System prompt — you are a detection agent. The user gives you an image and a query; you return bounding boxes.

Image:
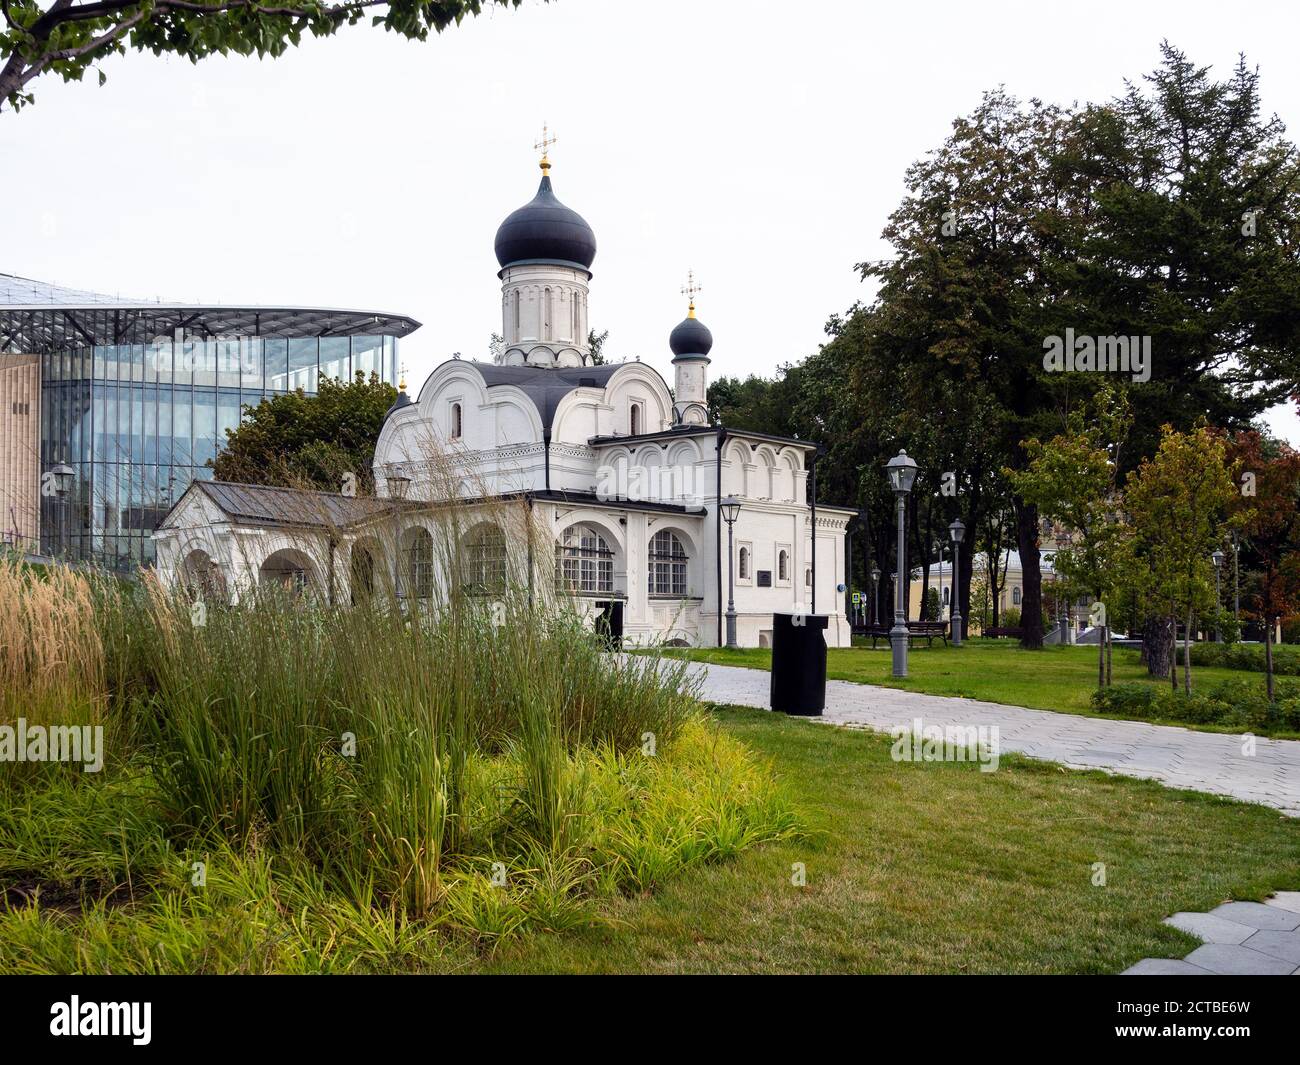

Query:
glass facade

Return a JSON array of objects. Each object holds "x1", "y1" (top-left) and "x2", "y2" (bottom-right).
[{"x1": 35, "y1": 327, "x2": 400, "y2": 571}]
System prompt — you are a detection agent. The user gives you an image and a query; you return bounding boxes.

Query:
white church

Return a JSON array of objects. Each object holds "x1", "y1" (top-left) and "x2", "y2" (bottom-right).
[{"x1": 154, "y1": 147, "x2": 854, "y2": 648}]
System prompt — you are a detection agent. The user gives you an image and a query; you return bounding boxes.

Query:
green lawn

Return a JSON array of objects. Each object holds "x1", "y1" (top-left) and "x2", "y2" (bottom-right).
[
  {"x1": 481, "y1": 706, "x2": 1300, "y2": 974},
  {"x1": 668, "y1": 640, "x2": 1298, "y2": 735}
]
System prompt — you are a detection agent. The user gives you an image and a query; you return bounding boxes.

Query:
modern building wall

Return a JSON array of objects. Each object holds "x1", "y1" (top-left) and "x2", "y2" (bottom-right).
[
  {"x1": 0, "y1": 354, "x2": 39, "y2": 552},
  {"x1": 38, "y1": 334, "x2": 400, "y2": 569}
]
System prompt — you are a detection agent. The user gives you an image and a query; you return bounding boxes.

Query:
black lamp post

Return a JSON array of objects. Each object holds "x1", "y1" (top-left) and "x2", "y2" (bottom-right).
[
  {"x1": 387, "y1": 472, "x2": 411, "y2": 601},
  {"x1": 49, "y1": 463, "x2": 75, "y2": 560},
  {"x1": 1211, "y1": 549, "x2": 1225, "y2": 643},
  {"x1": 885, "y1": 450, "x2": 918, "y2": 677},
  {"x1": 949, "y1": 518, "x2": 965, "y2": 646},
  {"x1": 720, "y1": 495, "x2": 741, "y2": 648},
  {"x1": 1231, "y1": 530, "x2": 1240, "y2": 626},
  {"x1": 870, "y1": 566, "x2": 880, "y2": 628}
]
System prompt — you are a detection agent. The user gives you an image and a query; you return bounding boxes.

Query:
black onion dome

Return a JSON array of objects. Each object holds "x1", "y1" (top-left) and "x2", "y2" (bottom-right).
[
  {"x1": 494, "y1": 174, "x2": 597, "y2": 271},
  {"x1": 669, "y1": 314, "x2": 713, "y2": 358}
]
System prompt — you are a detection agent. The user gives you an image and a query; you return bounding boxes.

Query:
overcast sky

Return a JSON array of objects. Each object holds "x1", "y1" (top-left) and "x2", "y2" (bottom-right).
[{"x1": 4, "y1": 0, "x2": 1298, "y2": 442}]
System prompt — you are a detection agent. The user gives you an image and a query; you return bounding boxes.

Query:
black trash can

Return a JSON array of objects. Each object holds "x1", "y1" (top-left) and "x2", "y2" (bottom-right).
[
  {"x1": 770, "y1": 612, "x2": 829, "y2": 716},
  {"x1": 594, "y1": 600, "x2": 624, "y2": 651}
]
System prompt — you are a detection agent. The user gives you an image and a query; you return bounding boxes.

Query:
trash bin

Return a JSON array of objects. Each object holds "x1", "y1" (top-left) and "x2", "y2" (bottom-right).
[{"x1": 769, "y1": 612, "x2": 828, "y2": 716}]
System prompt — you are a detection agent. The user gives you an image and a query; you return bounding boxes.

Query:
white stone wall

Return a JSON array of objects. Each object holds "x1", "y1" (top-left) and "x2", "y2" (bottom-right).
[{"x1": 499, "y1": 263, "x2": 590, "y2": 367}]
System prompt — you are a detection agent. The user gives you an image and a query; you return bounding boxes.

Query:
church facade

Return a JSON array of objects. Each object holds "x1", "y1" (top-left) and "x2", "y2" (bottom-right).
[{"x1": 154, "y1": 151, "x2": 853, "y2": 648}]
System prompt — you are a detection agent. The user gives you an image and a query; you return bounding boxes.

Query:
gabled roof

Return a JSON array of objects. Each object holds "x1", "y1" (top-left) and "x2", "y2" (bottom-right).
[{"x1": 171, "y1": 480, "x2": 411, "y2": 531}]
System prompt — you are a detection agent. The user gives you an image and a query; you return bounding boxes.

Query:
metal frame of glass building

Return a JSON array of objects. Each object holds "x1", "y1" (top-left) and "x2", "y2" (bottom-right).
[{"x1": 0, "y1": 273, "x2": 420, "y2": 571}]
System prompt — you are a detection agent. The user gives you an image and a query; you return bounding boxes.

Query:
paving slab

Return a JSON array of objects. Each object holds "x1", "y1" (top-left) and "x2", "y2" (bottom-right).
[
  {"x1": 1122, "y1": 958, "x2": 1214, "y2": 975},
  {"x1": 1265, "y1": 892, "x2": 1300, "y2": 914},
  {"x1": 1182, "y1": 943, "x2": 1297, "y2": 975},
  {"x1": 1208, "y1": 901, "x2": 1300, "y2": 931},
  {"x1": 1164, "y1": 912, "x2": 1256, "y2": 944},
  {"x1": 1239, "y1": 930, "x2": 1300, "y2": 966}
]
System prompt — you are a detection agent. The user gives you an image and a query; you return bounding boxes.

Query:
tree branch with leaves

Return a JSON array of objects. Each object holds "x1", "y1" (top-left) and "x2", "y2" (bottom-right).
[{"x1": 1, "y1": 0, "x2": 525, "y2": 111}]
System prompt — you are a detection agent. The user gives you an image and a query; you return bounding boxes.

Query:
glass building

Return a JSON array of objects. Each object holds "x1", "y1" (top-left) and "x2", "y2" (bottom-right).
[{"x1": 0, "y1": 274, "x2": 419, "y2": 570}]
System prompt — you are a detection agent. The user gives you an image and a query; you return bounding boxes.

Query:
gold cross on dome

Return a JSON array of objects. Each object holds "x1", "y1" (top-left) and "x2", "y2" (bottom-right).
[
  {"x1": 681, "y1": 270, "x2": 702, "y2": 314},
  {"x1": 534, "y1": 123, "x2": 557, "y2": 170}
]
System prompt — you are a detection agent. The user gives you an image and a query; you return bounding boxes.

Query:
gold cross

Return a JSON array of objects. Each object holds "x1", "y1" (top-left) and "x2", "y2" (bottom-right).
[
  {"x1": 681, "y1": 270, "x2": 702, "y2": 314},
  {"x1": 534, "y1": 123, "x2": 557, "y2": 171}
]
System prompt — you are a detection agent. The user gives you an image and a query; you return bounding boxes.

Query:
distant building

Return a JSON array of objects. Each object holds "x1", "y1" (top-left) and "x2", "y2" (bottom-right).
[{"x1": 0, "y1": 272, "x2": 417, "y2": 570}]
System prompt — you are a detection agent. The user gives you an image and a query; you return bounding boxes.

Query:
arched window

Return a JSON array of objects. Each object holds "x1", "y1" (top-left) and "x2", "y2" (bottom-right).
[
  {"x1": 351, "y1": 543, "x2": 376, "y2": 605},
  {"x1": 406, "y1": 528, "x2": 434, "y2": 599},
  {"x1": 513, "y1": 291, "x2": 521, "y2": 341},
  {"x1": 648, "y1": 529, "x2": 688, "y2": 596},
  {"x1": 1012, "y1": 586, "x2": 1022, "y2": 606},
  {"x1": 738, "y1": 546, "x2": 750, "y2": 580},
  {"x1": 556, "y1": 524, "x2": 613, "y2": 594},
  {"x1": 544, "y1": 287, "x2": 553, "y2": 342},
  {"x1": 778, "y1": 549, "x2": 789, "y2": 582},
  {"x1": 804, "y1": 568, "x2": 811, "y2": 587},
  {"x1": 629, "y1": 402, "x2": 641, "y2": 436},
  {"x1": 571, "y1": 296, "x2": 578, "y2": 341},
  {"x1": 942, "y1": 586, "x2": 950, "y2": 606},
  {"x1": 450, "y1": 402, "x2": 463, "y2": 440},
  {"x1": 463, "y1": 523, "x2": 506, "y2": 593}
]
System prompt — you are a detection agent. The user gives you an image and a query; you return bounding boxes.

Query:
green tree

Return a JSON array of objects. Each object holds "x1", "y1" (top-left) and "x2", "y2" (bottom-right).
[
  {"x1": 1123, "y1": 425, "x2": 1236, "y2": 695},
  {"x1": 1009, "y1": 387, "x2": 1132, "y2": 687},
  {"x1": 210, "y1": 371, "x2": 396, "y2": 492},
  {"x1": 1, "y1": 0, "x2": 526, "y2": 112}
]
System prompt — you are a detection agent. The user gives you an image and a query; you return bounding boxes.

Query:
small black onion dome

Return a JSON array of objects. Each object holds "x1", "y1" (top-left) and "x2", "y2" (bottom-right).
[
  {"x1": 385, "y1": 387, "x2": 411, "y2": 419},
  {"x1": 669, "y1": 311, "x2": 713, "y2": 358},
  {"x1": 494, "y1": 173, "x2": 597, "y2": 271}
]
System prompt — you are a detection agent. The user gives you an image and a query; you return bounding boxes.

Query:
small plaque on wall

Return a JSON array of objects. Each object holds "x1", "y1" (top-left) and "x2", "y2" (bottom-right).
[{"x1": 757, "y1": 570, "x2": 772, "y2": 587}]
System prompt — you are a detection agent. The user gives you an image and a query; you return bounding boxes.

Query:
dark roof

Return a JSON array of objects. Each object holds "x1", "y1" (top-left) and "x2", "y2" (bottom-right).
[
  {"x1": 0, "y1": 272, "x2": 420, "y2": 353},
  {"x1": 494, "y1": 173, "x2": 597, "y2": 273},
  {"x1": 472, "y1": 361, "x2": 624, "y2": 430},
  {"x1": 669, "y1": 314, "x2": 713, "y2": 359},
  {"x1": 589, "y1": 425, "x2": 820, "y2": 451},
  {"x1": 531, "y1": 489, "x2": 704, "y2": 515},
  {"x1": 187, "y1": 481, "x2": 409, "y2": 530}
]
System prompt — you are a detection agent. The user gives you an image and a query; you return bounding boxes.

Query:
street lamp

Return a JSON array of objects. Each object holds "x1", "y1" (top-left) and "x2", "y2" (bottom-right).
[
  {"x1": 949, "y1": 518, "x2": 965, "y2": 646},
  {"x1": 1211, "y1": 549, "x2": 1225, "y2": 643},
  {"x1": 48, "y1": 463, "x2": 75, "y2": 560},
  {"x1": 720, "y1": 496, "x2": 742, "y2": 648},
  {"x1": 387, "y1": 471, "x2": 411, "y2": 602},
  {"x1": 885, "y1": 450, "x2": 918, "y2": 677},
  {"x1": 870, "y1": 566, "x2": 880, "y2": 629}
]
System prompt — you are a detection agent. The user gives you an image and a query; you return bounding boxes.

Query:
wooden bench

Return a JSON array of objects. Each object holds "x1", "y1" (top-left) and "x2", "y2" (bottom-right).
[
  {"x1": 867, "y1": 621, "x2": 950, "y2": 648},
  {"x1": 983, "y1": 627, "x2": 1025, "y2": 639}
]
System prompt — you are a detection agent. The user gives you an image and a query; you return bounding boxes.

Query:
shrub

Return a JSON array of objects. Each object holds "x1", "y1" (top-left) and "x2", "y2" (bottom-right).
[
  {"x1": 1177, "y1": 641, "x2": 1300, "y2": 675},
  {"x1": 1092, "y1": 678, "x2": 1300, "y2": 734}
]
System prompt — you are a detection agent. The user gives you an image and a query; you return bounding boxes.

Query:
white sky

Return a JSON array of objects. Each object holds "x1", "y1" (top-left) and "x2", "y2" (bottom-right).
[{"x1": 4, "y1": 0, "x2": 1298, "y2": 443}]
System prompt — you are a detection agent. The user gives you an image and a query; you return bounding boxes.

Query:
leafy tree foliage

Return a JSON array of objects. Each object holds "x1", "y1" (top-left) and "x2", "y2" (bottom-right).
[
  {"x1": 210, "y1": 371, "x2": 396, "y2": 492},
  {"x1": 1, "y1": 0, "x2": 526, "y2": 111}
]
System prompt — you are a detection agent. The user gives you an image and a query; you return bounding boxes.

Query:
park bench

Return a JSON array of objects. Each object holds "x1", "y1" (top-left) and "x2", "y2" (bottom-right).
[
  {"x1": 867, "y1": 621, "x2": 950, "y2": 648},
  {"x1": 983, "y1": 626, "x2": 1024, "y2": 639}
]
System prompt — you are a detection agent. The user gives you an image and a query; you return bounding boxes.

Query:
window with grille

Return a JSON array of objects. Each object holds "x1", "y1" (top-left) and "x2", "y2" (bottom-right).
[
  {"x1": 648, "y1": 529, "x2": 687, "y2": 596},
  {"x1": 450, "y1": 402, "x2": 463, "y2": 439},
  {"x1": 463, "y1": 523, "x2": 506, "y2": 593},
  {"x1": 556, "y1": 524, "x2": 613, "y2": 594},
  {"x1": 1012, "y1": 586, "x2": 1021, "y2": 605},
  {"x1": 407, "y1": 528, "x2": 434, "y2": 598},
  {"x1": 778, "y1": 549, "x2": 789, "y2": 582},
  {"x1": 738, "y1": 545, "x2": 750, "y2": 580}
]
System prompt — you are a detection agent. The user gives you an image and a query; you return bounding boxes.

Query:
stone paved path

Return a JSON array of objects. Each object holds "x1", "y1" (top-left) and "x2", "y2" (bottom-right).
[
  {"x1": 688, "y1": 662, "x2": 1300, "y2": 816},
  {"x1": 1124, "y1": 894, "x2": 1300, "y2": 974}
]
